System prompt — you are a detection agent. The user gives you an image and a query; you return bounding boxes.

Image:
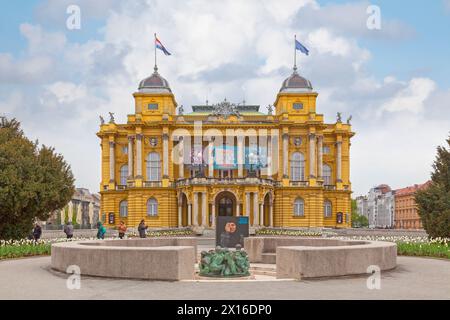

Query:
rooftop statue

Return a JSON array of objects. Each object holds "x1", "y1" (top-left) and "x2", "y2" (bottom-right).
[
  {"x1": 99, "y1": 115, "x2": 105, "y2": 125},
  {"x1": 212, "y1": 99, "x2": 241, "y2": 119},
  {"x1": 347, "y1": 115, "x2": 352, "y2": 125},
  {"x1": 109, "y1": 112, "x2": 115, "y2": 124},
  {"x1": 336, "y1": 112, "x2": 342, "y2": 123}
]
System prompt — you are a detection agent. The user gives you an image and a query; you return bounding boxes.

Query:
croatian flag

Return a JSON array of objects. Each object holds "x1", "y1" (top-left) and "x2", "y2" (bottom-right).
[
  {"x1": 155, "y1": 36, "x2": 171, "y2": 56},
  {"x1": 295, "y1": 39, "x2": 309, "y2": 56}
]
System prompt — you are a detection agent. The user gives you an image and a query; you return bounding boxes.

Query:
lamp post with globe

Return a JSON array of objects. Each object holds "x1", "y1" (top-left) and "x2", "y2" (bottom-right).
[
  {"x1": 248, "y1": 152, "x2": 259, "y2": 177},
  {"x1": 192, "y1": 150, "x2": 206, "y2": 178}
]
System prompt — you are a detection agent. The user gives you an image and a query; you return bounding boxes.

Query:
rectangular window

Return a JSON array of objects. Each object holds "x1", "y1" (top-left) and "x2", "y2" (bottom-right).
[
  {"x1": 293, "y1": 103, "x2": 303, "y2": 110},
  {"x1": 148, "y1": 103, "x2": 158, "y2": 110},
  {"x1": 122, "y1": 146, "x2": 128, "y2": 154},
  {"x1": 323, "y1": 146, "x2": 330, "y2": 154}
]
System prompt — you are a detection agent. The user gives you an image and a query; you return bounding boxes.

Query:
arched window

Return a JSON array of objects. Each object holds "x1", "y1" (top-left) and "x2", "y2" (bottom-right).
[
  {"x1": 119, "y1": 200, "x2": 128, "y2": 217},
  {"x1": 146, "y1": 152, "x2": 160, "y2": 181},
  {"x1": 323, "y1": 164, "x2": 332, "y2": 185},
  {"x1": 147, "y1": 198, "x2": 158, "y2": 216},
  {"x1": 120, "y1": 165, "x2": 128, "y2": 185},
  {"x1": 291, "y1": 152, "x2": 305, "y2": 181},
  {"x1": 324, "y1": 200, "x2": 332, "y2": 217},
  {"x1": 293, "y1": 198, "x2": 304, "y2": 216}
]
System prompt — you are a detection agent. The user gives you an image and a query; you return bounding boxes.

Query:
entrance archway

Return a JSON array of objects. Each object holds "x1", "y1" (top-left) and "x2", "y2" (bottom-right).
[
  {"x1": 263, "y1": 192, "x2": 272, "y2": 227},
  {"x1": 215, "y1": 191, "x2": 237, "y2": 217},
  {"x1": 180, "y1": 193, "x2": 189, "y2": 226}
]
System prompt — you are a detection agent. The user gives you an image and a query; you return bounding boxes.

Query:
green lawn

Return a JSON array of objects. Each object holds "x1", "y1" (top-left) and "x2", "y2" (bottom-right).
[
  {"x1": 0, "y1": 240, "x2": 52, "y2": 260},
  {"x1": 397, "y1": 241, "x2": 450, "y2": 259}
]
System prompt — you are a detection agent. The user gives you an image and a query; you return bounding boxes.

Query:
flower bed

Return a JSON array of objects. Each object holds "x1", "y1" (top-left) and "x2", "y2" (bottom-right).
[
  {"x1": 332, "y1": 236, "x2": 450, "y2": 260},
  {"x1": 256, "y1": 228, "x2": 323, "y2": 237},
  {"x1": 0, "y1": 237, "x2": 103, "y2": 260},
  {"x1": 126, "y1": 229, "x2": 195, "y2": 238}
]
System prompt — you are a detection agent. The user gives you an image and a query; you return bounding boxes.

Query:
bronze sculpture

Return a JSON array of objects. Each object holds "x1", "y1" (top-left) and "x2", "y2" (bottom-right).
[{"x1": 199, "y1": 245, "x2": 250, "y2": 277}]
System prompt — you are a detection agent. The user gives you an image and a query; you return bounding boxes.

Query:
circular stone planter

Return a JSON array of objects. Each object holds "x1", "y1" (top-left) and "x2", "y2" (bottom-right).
[
  {"x1": 244, "y1": 237, "x2": 397, "y2": 279},
  {"x1": 51, "y1": 238, "x2": 198, "y2": 281}
]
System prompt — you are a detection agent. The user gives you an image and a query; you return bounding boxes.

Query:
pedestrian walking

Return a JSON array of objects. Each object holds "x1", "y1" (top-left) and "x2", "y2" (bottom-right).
[
  {"x1": 63, "y1": 221, "x2": 74, "y2": 239},
  {"x1": 138, "y1": 219, "x2": 148, "y2": 238},
  {"x1": 118, "y1": 221, "x2": 127, "y2": 239}
]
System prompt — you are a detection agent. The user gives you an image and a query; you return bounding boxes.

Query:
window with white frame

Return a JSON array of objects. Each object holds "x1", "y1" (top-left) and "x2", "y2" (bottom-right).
[
  {"x1": 119, "y1": 200, "x2": 128, "y2": 217},
  {"x1": 324, "y1": 200, "x2": 332, "y2": 217},
  {"x1": 147, "y1": 198, "x2": 158, "y2": 216},
  {"x1": 294, "y1": 198, "x2": 305, "y2": 216},
  {"x1": 323, "y1": 164, "x2": 332, "y2": 185},
  {"x1": 291, "y1": 152, "x2": 305, "y2": 181},
  {"x1": 120, "y1": 165, "x2": 128, "y2": 185},
  {"x1": 323, "y1": 146, "x2": 330, "y2": 154},
  {"x1": 146, "y1": 152, "x2": 160, "y2": 181}
]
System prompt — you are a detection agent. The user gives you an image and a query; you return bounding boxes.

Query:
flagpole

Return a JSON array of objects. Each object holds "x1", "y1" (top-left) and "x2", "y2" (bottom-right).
[
  {"x1": 294, "y1": 34, "x2": 297, "y2": 72},
  {"x1": 154, "y1": 33, "x2": 157, "y2": 72}
]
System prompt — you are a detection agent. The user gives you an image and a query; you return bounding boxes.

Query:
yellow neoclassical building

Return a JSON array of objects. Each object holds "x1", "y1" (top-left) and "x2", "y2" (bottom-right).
[{"x1": 97, "y1": 64, "x2": 354, "y2": 230}]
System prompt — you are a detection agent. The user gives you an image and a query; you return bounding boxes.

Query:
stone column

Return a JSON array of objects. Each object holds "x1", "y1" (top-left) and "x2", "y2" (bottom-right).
[
  {"x1": 282, "y1": 133, "x2": 289, "y2": 178},
  {"x1": 267, "y1": 135, "x2": 272, "y2": 177},
  {"x1": 236, "y1": 202, "x2": 240, "y2": 216},
  {"x1": 193, "y1": 192, "x2": 199, "y2": 226},
  {"x1": 269, "y1": 204, "x2": 273, "y2": 227},
  {"x1": 211, "y1": 203, "x2": 216, "y2": 228},
  {"x1": 317, "y1": 135, "x2": 323, "y2": 179},
  {"x1": 109, "y1": 141, "x2": 115, "y2": 182},
  {"x1": 253, "y1": 192, "x2": 259, "y2": 226},
  {"x1": 309, "y1": 133, "x2": 316, "y2": 178},
  {"x1": 237, "y1": 136, "x2": 244, "y2": 178},
  {"x1": 208, "y1": 138, "x2": 214, "y2": 178},
  {"x1": 178, "y1": 137, "x2": 184, "y2": 179},
  {"x1": 245, "y1": 192, "x2": 250, "y2": 217},
  {"x1": 336, "y1": 141, "x2": 342, "y2": 182},
  {"x1": 260, "y1": 203, "x2": 264, "y2": 226},
  {"x1": 188, "y1": 203, "x2": 192, "y2": 226},
  {"x1": 178, "y1": 204, "x2": 182, "y2": 227},
  {"x1": 127, "y1": 136, "x2": 134, "y2": 178},
  {"x1": 136, "y1": 134, "x2": 142, "y2": 178},
  {"x1": 163, "y1": 133, "x2": 169, "y2": 178},
  {"x1": 202, "y1": 192, "x2": 207, "y2": 227}
]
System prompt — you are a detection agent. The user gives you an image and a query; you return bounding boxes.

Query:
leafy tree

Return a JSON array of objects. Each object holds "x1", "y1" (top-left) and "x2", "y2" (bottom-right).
[
  {"x1": 0, "y1": 117, "x2": 75, "y2": 239},
  {"x1": 415, "y1": 134, "x2": 450, "y2": 238},
  {"x1": 351, "y1": 199, "x2": 368, "y2": 228}
]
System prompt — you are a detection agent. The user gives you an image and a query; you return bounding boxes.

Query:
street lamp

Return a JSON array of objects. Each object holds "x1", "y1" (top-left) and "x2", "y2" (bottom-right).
[{"x1": 248, "y1": 152, "x2": 258, "y2": 177}]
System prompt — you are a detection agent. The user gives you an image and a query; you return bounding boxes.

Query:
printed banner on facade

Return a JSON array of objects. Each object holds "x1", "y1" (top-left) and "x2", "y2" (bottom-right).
[{"x1": 213, "y1": 146, "x2": 268, "y2": 169}]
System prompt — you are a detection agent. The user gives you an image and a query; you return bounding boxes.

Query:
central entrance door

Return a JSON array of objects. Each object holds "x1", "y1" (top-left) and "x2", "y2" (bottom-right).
[
  {"x1": 215, "y1": 191, "x2": 236, "y2": 217},
  {"x1": 218, "y1": 197, "x2": 233, "y2": 216}
]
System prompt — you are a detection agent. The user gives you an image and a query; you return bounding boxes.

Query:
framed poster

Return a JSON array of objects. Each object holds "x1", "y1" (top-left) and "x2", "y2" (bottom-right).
[
  {"x1": 216, "y1": 216, "x2": 249, "y2": 248},
  {"x1": 108, "y1": 212, "x2": 115, "y2": 225}
]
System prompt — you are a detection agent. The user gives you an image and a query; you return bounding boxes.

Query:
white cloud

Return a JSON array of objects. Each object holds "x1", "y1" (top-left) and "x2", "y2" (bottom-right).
[
  {"x1": 380, "y1": 78, "x2": 436, "y2": 114},
  {"x1": 45, "y1": 82, "x2": 88, "y2": 104}
]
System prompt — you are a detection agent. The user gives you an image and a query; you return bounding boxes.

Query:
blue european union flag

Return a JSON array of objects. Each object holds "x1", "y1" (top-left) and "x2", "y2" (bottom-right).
[{"x1": 295, "y1": 39, "x2": 309, "y2": 56}]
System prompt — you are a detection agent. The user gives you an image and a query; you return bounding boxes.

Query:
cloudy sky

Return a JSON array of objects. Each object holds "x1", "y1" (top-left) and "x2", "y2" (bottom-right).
[{"x1": 1, "y1": 0, "x2": 449, "y2": 196}]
